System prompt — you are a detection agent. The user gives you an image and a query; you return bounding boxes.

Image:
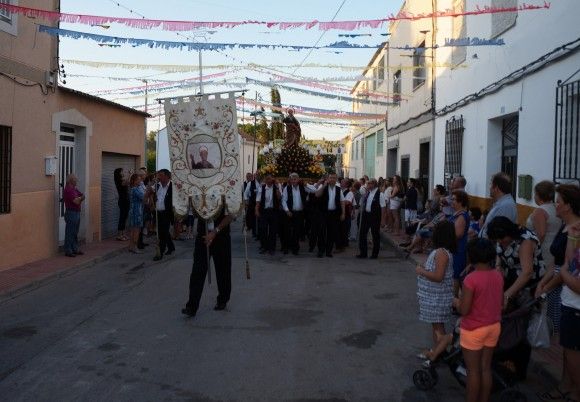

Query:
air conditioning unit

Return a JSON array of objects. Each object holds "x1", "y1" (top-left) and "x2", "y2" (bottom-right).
[{"x1": 45, "y1": 71, "x2": 56, "y2": 88}]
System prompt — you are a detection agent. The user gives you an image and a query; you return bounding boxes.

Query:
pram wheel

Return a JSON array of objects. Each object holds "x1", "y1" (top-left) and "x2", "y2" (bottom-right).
[
  {"x1": 413, "y1": 368, "x2": 438, "y2": 390},
  {"x1": 499, "y1": 388, "x2": 527, "y2": 402}
]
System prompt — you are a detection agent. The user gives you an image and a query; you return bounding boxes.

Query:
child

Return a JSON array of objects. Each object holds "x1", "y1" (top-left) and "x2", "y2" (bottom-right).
[
  {"x1": 453, "y1": 238, "x2": 504, "y2": 402},
  {"x1": 416, "y1": 221, "x2": 457, "y2": 359},
  {"x1": 468, "y1": 207, "x2": 482, "y2": 239}
]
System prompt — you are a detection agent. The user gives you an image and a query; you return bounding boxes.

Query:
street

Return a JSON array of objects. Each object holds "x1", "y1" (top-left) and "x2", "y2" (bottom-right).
[{"x1": 0, "y1": 225, "x2": 547, "y2": 402}]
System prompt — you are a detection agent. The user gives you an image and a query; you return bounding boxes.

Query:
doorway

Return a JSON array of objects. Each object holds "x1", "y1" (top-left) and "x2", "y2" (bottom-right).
[
  {"x1": 58, "y1": 128, "x2": 76, "y2": 244},
  {"x1": 501, "y1": 115, "x2": 519, "y2": 199},
  {"x1": 419, "y1": 141, "x2": 430, "y2": 193}
]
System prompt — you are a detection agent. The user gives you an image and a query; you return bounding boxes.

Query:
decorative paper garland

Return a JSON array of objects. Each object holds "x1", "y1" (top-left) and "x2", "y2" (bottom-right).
[{"x1": 1, "y1": 2, "x2": 550, "y2": 32}]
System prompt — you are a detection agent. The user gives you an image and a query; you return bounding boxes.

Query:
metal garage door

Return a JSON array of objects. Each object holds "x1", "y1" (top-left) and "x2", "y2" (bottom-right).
[{"x1": 101, "y1": 152, "x2": 137, "y2": 239}]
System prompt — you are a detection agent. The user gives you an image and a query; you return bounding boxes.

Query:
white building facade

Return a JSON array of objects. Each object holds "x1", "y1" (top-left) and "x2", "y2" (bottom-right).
[{"x1": 433, "y1": 0, "x2": 580, "y2": 219}]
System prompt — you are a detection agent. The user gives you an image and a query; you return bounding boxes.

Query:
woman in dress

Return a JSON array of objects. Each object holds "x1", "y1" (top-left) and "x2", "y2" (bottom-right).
[
  {"x1": 127, "y1": 173, "x2": 145, "y2": 253},
  {"x1": 450, "y1": 190, "x2": 470, "y2": 296},
  {"x1": 114, "y1": 168, "x2": 130, "y2": 241},
  {"x1": 534, "y1": 185, "x2": 580, "y2": 402},
  {"x1": 389, "y1": 175, "x2": 404, "y2": 235},
  {"x1": 415, "y1": 220, "x2": 456, "y2": 359}
]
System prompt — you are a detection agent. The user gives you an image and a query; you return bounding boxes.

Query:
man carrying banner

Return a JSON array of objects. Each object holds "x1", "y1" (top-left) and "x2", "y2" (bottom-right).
[{"x1": 182, "y1": 200, "x2": 234, "y2": 317}]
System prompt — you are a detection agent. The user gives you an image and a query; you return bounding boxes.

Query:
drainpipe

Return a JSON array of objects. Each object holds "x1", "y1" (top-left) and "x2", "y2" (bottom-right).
[{"x1": 429, "y1": 0, "x2": 437, "y2": 190}]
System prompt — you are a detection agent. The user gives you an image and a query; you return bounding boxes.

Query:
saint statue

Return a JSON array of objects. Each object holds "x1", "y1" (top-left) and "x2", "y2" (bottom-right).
[{"x1": 283, "y1": 109, "x2": 301, "y2": 148}]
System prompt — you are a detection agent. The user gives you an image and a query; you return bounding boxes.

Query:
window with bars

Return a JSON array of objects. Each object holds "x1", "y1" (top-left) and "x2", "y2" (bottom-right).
[
  {"x1": 444, "y1": 116, "x2": 464, "y2": 188},
  {"x1": 0, "y1": 125, "x2": 12, "y2": 214},
  {"x1": 376, "y1": 129, "x2": 384, "y2": 156},
  {"x1": 413, "y1": 41, "x2": 426, "y2": 90},
  {"x1": 554, "y1": 79, "x2": 580, "y2": 184},
  {"x1": 0, "y1": 0, "x2": 11, "y2": 23},
  {"x1": 393, "y1": 70, "x2": 401, "y2": 106}
]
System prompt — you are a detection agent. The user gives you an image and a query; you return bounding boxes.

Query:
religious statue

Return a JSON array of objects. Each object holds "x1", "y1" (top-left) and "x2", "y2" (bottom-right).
[{"x1": 283, "y1": 109, "x2": 301, "y2": 148}]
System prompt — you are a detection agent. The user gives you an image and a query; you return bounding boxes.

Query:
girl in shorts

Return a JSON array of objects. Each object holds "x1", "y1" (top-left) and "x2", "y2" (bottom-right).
[{"x1": 453, "y1": 238, "x2": 504, "y2": 402}]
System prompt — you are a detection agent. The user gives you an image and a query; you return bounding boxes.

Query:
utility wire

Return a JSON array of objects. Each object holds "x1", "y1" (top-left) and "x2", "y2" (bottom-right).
[{"x1": 292, "y1": 0, "x2": 347, "y2": 75}]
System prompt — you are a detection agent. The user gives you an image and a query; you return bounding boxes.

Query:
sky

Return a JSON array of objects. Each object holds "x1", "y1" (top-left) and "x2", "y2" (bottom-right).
[{"x1": 58, "y1": 0, "x2": 404, "y2": 140}]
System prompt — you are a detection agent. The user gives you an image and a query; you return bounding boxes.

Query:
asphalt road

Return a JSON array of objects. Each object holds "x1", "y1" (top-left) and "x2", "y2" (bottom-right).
[{"x1": 0, "y1": 224, "x2": 549, "y2": 401}]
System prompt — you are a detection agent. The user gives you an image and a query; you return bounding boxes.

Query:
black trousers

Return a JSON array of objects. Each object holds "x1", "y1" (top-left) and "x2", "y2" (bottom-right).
[
  {"x1": 157, "y1": 210, "x2": 175, "y2": 255},
  {"x1": 259, "y1": 209, "x2": 278, "y2": 252},
  {"x1": 337, "y1": 216, "x2": 351, "y2": 249},
  {"x1": 318, "y1": 211, "x2": 340, "y2": 255},
  {"x1": 278, "y1": 210, "x2": 288, "y2": 251},
  {"x1": 245, "y1": 202, "x2": 257, "y2": 237},
  {"x1": 118, "y1": 200, "x2": 129, "y2": 231},
  {"x1": 187, "y1": 233, "x2": 231, "y2": 312},
  {"x1": 359, "y1": 211, "x2": 380, "y2": 257},
  {"x1": 285, "y1": 211, "x2": 304, "y2": 253}
]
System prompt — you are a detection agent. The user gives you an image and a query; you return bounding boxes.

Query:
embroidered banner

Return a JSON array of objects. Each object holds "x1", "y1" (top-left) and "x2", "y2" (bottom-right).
[{"x1": 163, "y1": 93, "x2": 242, "y2": 220}]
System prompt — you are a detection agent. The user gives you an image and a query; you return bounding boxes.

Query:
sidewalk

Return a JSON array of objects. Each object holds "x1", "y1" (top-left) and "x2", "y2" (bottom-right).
[
  {"x1": 0, "y1": 239, "x2": 129, "y2": 301},
  {"x1": 379, "y1": 228, "x2": 563, "y2": 385}
]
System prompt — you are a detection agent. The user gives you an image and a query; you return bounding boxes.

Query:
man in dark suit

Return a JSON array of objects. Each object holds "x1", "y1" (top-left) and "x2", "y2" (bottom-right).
[
  {"x1": 182, "y1": 201, "x2": 233, "y2": 317},
  {"x1": 255, "y1": 174, "x2": 281, "y2": 255},
  {"x1": 153, "y1": 169, "x2": 175, "y2": 261},
  {"x1": 314, "y1": 173, "x2": 345, "y2": 258},
  {"x1": 281, "y1": 173, "x2": 316, "y2": 255},
  {"x1": 357, "y1": 178, "x2": 387, "y2": 259}
]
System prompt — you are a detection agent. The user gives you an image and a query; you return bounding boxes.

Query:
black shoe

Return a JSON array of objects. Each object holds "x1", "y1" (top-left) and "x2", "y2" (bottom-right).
[
  {"x1": 181, "y1": 307, "x2": 196, "y2": 317},
  {"x1": 356, "y1": 254, "x2": 367, "y2": 259},
  {"x1": 74, "y1": 250, "x2": 84, "y2": 255},
  {"x1": 166, "y1": 249, "x2": 175, "y2": 256},
  {"x1": 65, "y1": 253, "x2": 76, "y2": 257},
  {"x1": 317, "y1": 253, "x2": 324, "y2": 258},
  {"x1": 214, "y1": 302, "x2": 227, "y2": 311},
  {"x1": 369, "y1": 255, "x2": 378, "y2": 259},
  {"x1": 326, "y1": 253, "x2": 333, "y2": 258},
  {"x1": 153, "y1": 255, "x2": 163, "y2": 261},
  {"x1": 283, "y1": 249, "x2": 289, "y2": 255}
]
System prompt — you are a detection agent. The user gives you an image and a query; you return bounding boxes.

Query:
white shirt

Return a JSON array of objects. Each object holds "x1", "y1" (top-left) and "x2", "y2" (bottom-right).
[
  {"x1": 282, "y1": 184, "x2": 316, "y2": 212},
  {"x1": 326, "y1": 185, "x2": 345, "y2": 211},
  {"x1": 365, "y1": 188, "x2": 387, "y2": 212},
  {"x1": 360, "y1": 185, "x2": 367, "y2": 196},
  {"x1": 256, "y1": 184, "x2": 279, "y2": 209},
  {"x1": 345, "y1": 191, "x2": 356, "y2": 206},
  {"x1": 243, "y1": 180, "x2": 259, "y2": 202},
  {"x1": 156, "y1": 181, "x2": 170, "y2": 211}
]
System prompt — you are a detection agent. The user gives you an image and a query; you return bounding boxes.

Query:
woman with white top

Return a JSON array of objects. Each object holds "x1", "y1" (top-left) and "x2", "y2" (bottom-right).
[{"x1": 383, "y1": 178, "x2": 393, "y2": 230}]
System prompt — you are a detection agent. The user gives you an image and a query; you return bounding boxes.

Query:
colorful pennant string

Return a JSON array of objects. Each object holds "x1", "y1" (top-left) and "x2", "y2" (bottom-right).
[
  {"x1": 38, "y1": 25, "x2": 385, "y2": 51},
  {"x1": 245, "y1": 78, "x2": 395, "y2": 106},
  {"x1": 1, "y1": 2, "x2": 550, "y2": 32},
  {"x1": 62, "y1": 59, "x2": 467, "y2": 72}
]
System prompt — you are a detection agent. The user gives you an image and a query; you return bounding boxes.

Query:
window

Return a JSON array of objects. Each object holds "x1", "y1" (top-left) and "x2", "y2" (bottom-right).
[
  {"x1": 378, "y1": 57, "x2": 385, "y2": 83},
  {"x1": 491, "y1": 0, "x2": 517, "y2": 38},
  {"x1": 452, "y1": 0, "x2": 467, "y2": 66},
  {"x1": 0, "y1": 125, "x2": 12, "y2": 214},
  {"x1": 355, "y1": 140, "x2": 359, "y2": 160},
  {"x1": 554, "y1": 79, "x2": 579, "y2": 183},
  {"x1": 376, "y1": 129, "x2": 384, "y2": 156},
  {"x1": 0, "y1": 0, "x2": 17, "y2": 35},
  {"x1": 400, "y1": 156, "x2": 410, "y2": 181},
  {"x1": 412, "y1": 41, "x2": 426, "y2": 90},
  {"x1": 444, "y1": 116, "x2": 464, "y2": 188},
  {"x1": 393, "y1": 70, "x2": 401, "y2": 106}
]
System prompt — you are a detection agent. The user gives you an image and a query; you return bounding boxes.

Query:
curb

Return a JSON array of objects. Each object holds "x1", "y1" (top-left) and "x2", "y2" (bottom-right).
[{"x1": 0, "y1": 245, "x2": 129, "y2": 305}]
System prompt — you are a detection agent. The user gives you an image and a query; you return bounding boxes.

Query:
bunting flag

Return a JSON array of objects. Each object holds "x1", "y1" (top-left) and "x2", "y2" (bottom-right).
[
  {"x1": 239, "y1": 99, "x2": 386, "y2": 120},
  {"x1": 2, "y1": 2, "x2": 550, "y2": 32},
  {"x1": 163, "y1": 92, "x2": 243, "y2": 220},
  {"x1": 245, "y1": 78, "x2": 396, "y2": 106},
  {"x1": 38, "y1": 25, "x2": 384, "y2": 51},
  {"x1": 62, "y1": 59, "x2": 468, "y2": 72},
  {"x1": 91, "y1": 71, "x2": 228, "y2": 95}
]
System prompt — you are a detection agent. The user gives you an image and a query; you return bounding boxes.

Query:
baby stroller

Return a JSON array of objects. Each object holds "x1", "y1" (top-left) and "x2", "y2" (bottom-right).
[{"x1": 412, "y1": 297, "x2": 541, "y2": 402}]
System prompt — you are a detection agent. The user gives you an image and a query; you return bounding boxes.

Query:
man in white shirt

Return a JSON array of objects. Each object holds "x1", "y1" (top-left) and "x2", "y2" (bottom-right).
[
  {"x1": 357, "y1": 178, "x2": 387, "y2": 259},
  {"x1": 255, "y1": 175, "x2": 281, "y2": 255},
  {"x1": 243, "y1": 173, "x2": 260, "y2": 239},
  {"x1": 282, "y1": 173, "x2": 316, "y2": 255},
  {"x1": 153, "y1": 169, "x2": 175, "y2": 261},
  {"x1": 315, "y1": 173, "x2": 346, "y2": 258}
]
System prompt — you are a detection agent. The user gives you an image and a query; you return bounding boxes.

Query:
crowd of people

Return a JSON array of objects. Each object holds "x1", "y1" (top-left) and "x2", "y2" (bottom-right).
[
  {"x1": 61, "y1": 166, "x2": 580, "y2": 401},
  {"x1": 242, "y1": 170, "x2": 580, "y2": 402}
]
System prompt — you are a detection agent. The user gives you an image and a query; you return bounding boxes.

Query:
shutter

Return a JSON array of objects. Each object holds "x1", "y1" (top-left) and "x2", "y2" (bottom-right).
[{"x1": 101, "y1": 152, "x2": 137, "y2": 239}]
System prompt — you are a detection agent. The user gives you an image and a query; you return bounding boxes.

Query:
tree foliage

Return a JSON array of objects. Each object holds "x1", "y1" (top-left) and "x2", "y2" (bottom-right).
[
  {"x1": 270, "y1": 87, "x2": 284, "y2": 141},
  {"x1": 146, "y1": 131, "x2": 157, "y2": 172}
]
